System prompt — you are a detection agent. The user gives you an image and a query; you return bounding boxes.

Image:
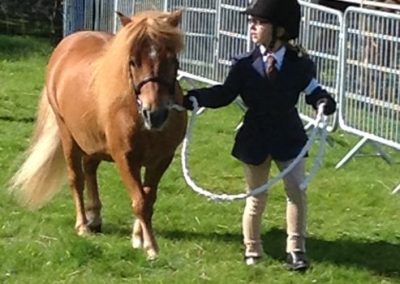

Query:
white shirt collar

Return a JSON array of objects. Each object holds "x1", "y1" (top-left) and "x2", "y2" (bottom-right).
[{"x1": 259, "y1": 45, "x2": 286, "y2": 70}]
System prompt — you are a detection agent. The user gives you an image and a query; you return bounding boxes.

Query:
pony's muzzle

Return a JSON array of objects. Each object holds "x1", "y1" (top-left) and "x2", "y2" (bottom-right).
[{"x1": 142, "y1": 107, "x2": 169, "y2": 130}]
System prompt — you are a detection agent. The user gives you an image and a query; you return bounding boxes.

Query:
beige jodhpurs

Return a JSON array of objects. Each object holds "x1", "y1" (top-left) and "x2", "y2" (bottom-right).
[{"x1": 242, "y1": 156, "x2": 307, "y2": 257}]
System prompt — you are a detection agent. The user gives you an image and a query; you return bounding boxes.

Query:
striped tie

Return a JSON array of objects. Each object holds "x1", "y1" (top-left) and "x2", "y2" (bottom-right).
[{"x1": 266, "y1": 55, "x2": 278, "y2": 82}]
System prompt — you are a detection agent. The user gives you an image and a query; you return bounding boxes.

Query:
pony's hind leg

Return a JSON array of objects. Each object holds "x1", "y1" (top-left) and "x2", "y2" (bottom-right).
[
  {"x1": 83, "y1": 156, "x2": 102, "y2": 233},
  {"x1": 66, "y1": 148, "x2": 89, "y2": 235}
]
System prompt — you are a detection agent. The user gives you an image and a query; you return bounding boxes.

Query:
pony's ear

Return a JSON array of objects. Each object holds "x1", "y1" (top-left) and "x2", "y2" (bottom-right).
[
  {"x1": 116, "y1": 11, "x2": 132, "y2": 26},
  {"x1": 167, "y1": 10, "x2": 183, "y2": 27}
]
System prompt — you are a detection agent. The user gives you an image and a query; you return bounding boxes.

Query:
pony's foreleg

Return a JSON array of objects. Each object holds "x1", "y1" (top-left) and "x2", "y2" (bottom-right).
[
  {"x1": 113, "y1": 154, "x2": 159, "y2": 258},
  {"x1": 131, "y1": 184, "x2": 156, "y2": 251},
  {"x1": 132, "y1": 219, "x2": 143, "y2": 249},
  {"x1": 83, "y1": 156, "x2": 102, "y2": 233},
  {"x1": 133, "y1": 155, "x2": 175, "y2": 257}
]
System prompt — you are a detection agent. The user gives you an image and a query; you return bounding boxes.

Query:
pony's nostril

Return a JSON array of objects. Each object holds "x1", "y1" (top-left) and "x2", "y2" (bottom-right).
[
  {"x1": 141, "y1": 108, "x2": 169, "y2": 129},
  {"x1": 150, "y1": 108, "x2": 169, "y2": 129}
]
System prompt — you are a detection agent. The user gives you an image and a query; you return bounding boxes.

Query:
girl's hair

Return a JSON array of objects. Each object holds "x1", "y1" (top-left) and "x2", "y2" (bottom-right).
[{"x1": 286, "y1": 42, "x2": 309, "y2": 58}]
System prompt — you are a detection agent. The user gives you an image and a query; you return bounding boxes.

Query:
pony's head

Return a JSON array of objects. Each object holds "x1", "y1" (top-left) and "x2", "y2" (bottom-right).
[{"x1": 115, "y1": 10, "x2": 184, "y2": 130}]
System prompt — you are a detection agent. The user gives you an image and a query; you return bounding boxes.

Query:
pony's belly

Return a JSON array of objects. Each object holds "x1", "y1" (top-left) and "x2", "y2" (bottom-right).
[{"x1": 68, "y1": 127, "x2": 109, "y2": 157}]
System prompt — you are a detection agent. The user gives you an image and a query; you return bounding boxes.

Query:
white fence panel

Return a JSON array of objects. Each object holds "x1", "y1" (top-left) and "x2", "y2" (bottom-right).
[
  {"x1": 297, "y1": 1, "x2": 343, "y2": 131},
  {"x1": 335, "y1": 7, "x2": 400, "y2": 169},
  {"x1": 340, "y1": 7, "x2": 400, "y2": 149}
]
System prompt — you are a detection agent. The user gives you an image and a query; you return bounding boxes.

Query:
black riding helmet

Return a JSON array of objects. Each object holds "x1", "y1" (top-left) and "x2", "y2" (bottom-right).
[{"x1": 245, "y1": 0, "x2": 301, "y2": 40}]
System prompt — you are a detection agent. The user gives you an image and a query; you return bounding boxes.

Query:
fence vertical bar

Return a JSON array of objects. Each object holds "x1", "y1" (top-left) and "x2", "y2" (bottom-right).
[{"x1": 113, "y1": 0, "x2": 119, "y2": 33}]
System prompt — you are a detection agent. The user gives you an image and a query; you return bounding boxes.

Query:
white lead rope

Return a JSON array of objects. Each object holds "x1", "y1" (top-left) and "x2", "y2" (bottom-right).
[
  {"x1": 300, "y1": 112, "x2": 328, "y2": 190},
  {"x1": 181, "y1": 97, "x2": 328, "y2": 202}
]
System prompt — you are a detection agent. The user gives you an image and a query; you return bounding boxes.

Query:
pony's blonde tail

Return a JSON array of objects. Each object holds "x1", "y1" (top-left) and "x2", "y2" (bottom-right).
[{"x1": 9, "y1": 90, "x2": 66, "y2": 210}]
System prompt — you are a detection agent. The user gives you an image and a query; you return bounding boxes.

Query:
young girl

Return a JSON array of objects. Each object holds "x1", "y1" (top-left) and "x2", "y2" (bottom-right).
[{"x1": 183, "y1": 0, "x2": 336, "y2": 271}]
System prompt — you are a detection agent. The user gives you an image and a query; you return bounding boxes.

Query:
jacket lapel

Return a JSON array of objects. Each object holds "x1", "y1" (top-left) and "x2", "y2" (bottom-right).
[{"x1": 251, "y1": 48, "x2": 266, "y2": 78}]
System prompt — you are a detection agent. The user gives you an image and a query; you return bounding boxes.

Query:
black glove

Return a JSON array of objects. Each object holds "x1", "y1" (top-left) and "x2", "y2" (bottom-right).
[
  {"x1": 317, "y1": 96, "x2": 336, "y2": 115},
  {"x1": 183, "y1": 89, "x2": 202, "y2": 110},
  {"x1": 182, "y1": 95, "x2": 194, "y2": 110}
]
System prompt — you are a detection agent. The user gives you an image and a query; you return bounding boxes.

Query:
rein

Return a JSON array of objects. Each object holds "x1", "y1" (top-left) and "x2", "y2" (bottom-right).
[{"x1": 181, "y1": 97, "x2": 328, "y2": 202}]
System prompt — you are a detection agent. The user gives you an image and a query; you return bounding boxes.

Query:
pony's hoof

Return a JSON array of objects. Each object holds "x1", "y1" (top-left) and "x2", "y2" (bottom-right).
[
  {"x1": 87, "y1": 219, "x2": 102, "y2": 233},
  {"x1": 86, "y1": 212, "x2": 102, "y2": 233},
  {"x1": 146, "y1": 249, "x2": 158, "y2": 260},
  {"x1": 76, "y1": 225, "x2": 91, "y2": 236},
  {"x1": 88, "y1": 223, "x2": 102, "y2": 233}
]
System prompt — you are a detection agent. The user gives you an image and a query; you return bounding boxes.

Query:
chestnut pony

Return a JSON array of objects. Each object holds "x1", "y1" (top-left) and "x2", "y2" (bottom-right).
[{"x1": 9, "y1": 10, "x2": 187, "y2": 258}]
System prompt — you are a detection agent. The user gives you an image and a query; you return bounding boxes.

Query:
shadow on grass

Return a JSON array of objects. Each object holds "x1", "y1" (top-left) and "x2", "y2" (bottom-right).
[
  {"x1": 0, "y1": 115, "x2": 34, "y2": 123},
  {"x1": 102, "y1": 222, "x2": 132, "y2": 237},
  {"x1": 158, "y1": 227, "x2": 400, "y2": 278},
  {"x1": 265, "y1": 228, "x2": 400, "y2": 278}
]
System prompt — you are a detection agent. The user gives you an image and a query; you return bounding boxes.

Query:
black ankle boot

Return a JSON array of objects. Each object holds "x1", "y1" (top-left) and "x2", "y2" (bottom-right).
[{"x1": 286, "y1": 251, "x2": 309, "y2": 271}]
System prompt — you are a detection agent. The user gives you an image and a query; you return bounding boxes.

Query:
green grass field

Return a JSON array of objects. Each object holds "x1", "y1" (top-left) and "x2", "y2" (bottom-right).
[{"x1": 0, "y1": 35, "x2": 399, "y2": 283}]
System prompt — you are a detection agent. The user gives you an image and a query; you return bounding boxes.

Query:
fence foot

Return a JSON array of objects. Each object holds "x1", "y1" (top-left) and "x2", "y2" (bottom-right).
[
  {"x1": 370, "y1": 141, "x2": 394, "y2": 165},
  {"x1": 335, "y1": 137, "x2": 392, "y2": 169},
  {"x1": 392, "y1": 184, "x2": 400, "y2": 194},
  {"x1": 336, "y1": 137, "x2": 368, "y2": 169}
]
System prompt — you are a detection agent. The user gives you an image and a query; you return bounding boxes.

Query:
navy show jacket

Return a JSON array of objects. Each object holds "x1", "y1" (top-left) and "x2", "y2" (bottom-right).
[{"x1": 188, "y1": 45, "x2": 325, "y2": 165}]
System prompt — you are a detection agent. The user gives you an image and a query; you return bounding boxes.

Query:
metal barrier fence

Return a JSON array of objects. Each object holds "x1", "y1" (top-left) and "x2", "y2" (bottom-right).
[
  {"x1": 63, "y1": 0, "x2": 400, "y2": 172},
  {"x1": 337, "y1": 6, "x2": 400, "y2": 168},
  {"x1": 297, "y1": 1, "x2": 342, "y2": 131}
]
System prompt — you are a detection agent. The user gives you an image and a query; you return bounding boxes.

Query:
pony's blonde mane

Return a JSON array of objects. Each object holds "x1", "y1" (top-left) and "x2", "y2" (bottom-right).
[{"x1": 95, "y1": 11, "x2": 184, "y2": 104}]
